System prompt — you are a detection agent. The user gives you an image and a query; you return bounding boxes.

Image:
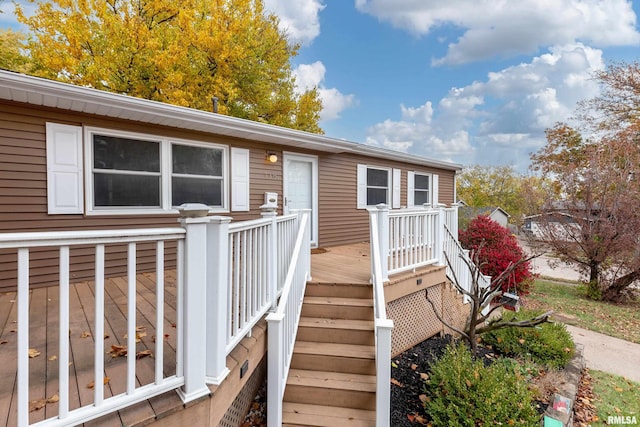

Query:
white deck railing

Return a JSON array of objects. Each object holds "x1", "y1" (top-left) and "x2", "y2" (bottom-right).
[
  {"x1": 368, "y1": 211, "x2": 394, "y2": 427},
  {"x1": 1, "y1": 204, "x2": 309, "y2": 427},
  {"x1": 443, "y1": 223, "x2": 491, "y2": 311},
  {"x1": 0, "y1": 228, "x2": 187, "y2": 427},
  {"x1": 371, "y1": 204, "x2": 447, "y2": 282},
  {"x1": 266, "y1": 211, "x2": 311, "y2": 427}
]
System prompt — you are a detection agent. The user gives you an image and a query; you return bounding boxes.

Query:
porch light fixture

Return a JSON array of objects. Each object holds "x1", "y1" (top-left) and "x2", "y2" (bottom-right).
[{"x1": 267, "y1": 152, "x2": 278, "y2": 163}]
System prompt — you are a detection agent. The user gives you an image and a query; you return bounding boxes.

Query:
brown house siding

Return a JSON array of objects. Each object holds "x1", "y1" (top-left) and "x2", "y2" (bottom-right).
[
  {"x1": 317, "y1": 153, "x2": 454, "y2": 247},
  {"x1": 0, "y1": 100, "x2": 456, "y2": 291}
]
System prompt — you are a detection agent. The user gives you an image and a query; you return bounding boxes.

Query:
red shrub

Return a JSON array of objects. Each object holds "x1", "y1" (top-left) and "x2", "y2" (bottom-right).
[{"x1": 458, "y1": 215, "x2": 535, "y2": 294}]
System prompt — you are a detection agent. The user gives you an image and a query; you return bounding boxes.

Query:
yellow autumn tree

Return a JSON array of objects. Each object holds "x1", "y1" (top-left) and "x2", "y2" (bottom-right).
[
  {"x1": 16, "y1": 0, "x2": 323, "y2": 132},
  {"x1": 0, "y1": 29, "x2": 31, "y2": 72}
]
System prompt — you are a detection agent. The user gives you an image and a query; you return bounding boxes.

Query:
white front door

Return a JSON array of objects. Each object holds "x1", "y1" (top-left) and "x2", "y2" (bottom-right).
[{"x1": 283, "y1": 153, "x2": 318, "y2": 246}]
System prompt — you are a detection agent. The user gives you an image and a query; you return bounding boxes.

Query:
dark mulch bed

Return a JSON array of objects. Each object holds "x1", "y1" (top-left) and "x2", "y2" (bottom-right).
[{"x1": 390, "y1": 334, "x2": 549, "y2": 427}]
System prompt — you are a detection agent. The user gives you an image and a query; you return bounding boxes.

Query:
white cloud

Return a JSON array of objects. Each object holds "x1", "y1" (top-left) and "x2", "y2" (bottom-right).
[
  {"x1": 263, "y1": 0, "x2": 325, "y2": 45},
  {"x1": 355, "y1": 0, "x2": 640, "y2": 65},
  {"x1": 364, "y1": 43, "x2": 604, "y2": 169},
  {"x1": 293, "y1": 61, "x2": 356, "y2": 121}
]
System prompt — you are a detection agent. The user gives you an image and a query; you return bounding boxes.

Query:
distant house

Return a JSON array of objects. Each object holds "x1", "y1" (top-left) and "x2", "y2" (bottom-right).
[
  {"x1": 458, "y1": 203, "x2": 511, "y2": 228},
  {"x1": 522, "y1": 212, "x2": 581, "y2": 241}
]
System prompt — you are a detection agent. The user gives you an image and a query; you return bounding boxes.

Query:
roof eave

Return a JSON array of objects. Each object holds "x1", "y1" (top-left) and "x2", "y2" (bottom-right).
[{"x1": 0, "y1": 70, "x2": 462, "y2": 171}]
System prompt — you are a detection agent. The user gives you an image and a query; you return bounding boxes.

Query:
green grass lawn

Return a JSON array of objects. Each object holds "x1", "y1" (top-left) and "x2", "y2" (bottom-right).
[
  {"x1": 522, "y1": 279, "x2": 640, "y2": 344},
  {"x1": 590, "y1": 370, "x2": 640, "y2": 426}
]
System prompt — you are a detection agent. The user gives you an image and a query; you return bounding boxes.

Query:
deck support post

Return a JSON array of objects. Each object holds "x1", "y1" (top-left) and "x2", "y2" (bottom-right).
[
  {"x1": 298, "y1": 209, "x2": 312, "y2": 281},
  {"x1": 449, "y1": 202, "x2": 460, "y2": 240},
  {"x1": 375, "y1": 204, "x2": 390, "y2": 282},
  {"x1": 436, "y1": 204, "x2": 446, "y2": 267},
  {"x1": 261, "y1": 205, "x2": 279, "y2": 310},
  {"x1": 177, "y1": 204, "x2": 212, "y2": 402},
  {"x1": 206, "y1": 216, "x2": 233, "y2": 384}
]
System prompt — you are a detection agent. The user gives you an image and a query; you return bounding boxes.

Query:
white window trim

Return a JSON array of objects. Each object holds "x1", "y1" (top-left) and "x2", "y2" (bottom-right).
[
  {"x1": 84, "y1": 127, "x2": 229, "y2": 215},
  {"x1": 357, "y1": 164, "x2": 392, "y2": 209},
  {"x1": 408, "y1": 171, "x2": 433, "y2": 207}
]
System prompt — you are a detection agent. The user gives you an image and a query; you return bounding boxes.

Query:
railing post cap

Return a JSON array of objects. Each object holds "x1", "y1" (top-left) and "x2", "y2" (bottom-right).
[
  {"x1": 375, "y1": 203, "x2": 390, "y2": 211},
  {"x1": 177, "y1": 203, "x2": 210, "y2": 218},
  {"x1": 422, "y1": 203, "x2": 433, "y2": 209}
]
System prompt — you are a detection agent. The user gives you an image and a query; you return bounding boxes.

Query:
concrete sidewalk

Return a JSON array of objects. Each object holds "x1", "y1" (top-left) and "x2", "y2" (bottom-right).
[{"x1": 564, "y1": 324, "x2": 640, "y2": 383}]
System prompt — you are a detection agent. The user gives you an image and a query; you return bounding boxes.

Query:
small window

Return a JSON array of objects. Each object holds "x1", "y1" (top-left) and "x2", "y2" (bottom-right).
[
  {"x1": 366, "y1": 167, "x2": 390, "y2": 205},
  {"x1": 171, "y1": 144, "x2": 224, "y2": 207},
  {"x1": 93, "y1": 135, "x2": 161, "y2": 207},
  {"x1": 413, "y1": 173, "x2": 430, "y2": 205}
]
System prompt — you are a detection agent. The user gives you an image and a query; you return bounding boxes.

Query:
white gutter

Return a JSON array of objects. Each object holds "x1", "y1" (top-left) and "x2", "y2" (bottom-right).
[{"x1": 0, "y1": 70, "x2": 462, "y2": 171}]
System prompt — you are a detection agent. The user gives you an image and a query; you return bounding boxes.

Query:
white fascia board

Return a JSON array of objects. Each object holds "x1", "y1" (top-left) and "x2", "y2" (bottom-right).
[{"x1": 0, "y1": 70, "x2": 462, "y2": 172}]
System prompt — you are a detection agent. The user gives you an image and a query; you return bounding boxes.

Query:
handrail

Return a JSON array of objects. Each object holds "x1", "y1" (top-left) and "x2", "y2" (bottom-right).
[
  {"x1": 0, "y1": 227, "x2": 186, "y2": 248},
  {"x1": 266, "y1": 211, "x2": 310, "y2": 427},
  {"x1": 368, "y1": 210, "x2": 393, "y2": 427}
]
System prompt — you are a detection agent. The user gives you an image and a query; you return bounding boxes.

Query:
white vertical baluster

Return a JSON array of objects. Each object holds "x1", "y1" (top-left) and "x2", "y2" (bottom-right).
[
  {"x1": 176, "y1": 239, "x2": 184, "y2": 379},
  {"x1": 127, "y1": 242, "x2": 136, "y2": 394},
  {"x1": 155, "y1": 241, "x2": 164, "y2": 385},
  {"x1": 94, "y1": 244, "x2": 105, "y2": 407},
  {"x1": 17, "y1": 248, "x2": 29, "y2": 427},
  {"x1": 59, "y1": 246, "x2": 70, "y2": 418}
]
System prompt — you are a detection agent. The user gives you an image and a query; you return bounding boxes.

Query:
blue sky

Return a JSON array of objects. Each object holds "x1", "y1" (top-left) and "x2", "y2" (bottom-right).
[
  {"x1": 265, "y1": 0, "x2": 640, "y2": 172},
  {"x1": 3, "y1": 1, "x2": 640, "y2": 172}
]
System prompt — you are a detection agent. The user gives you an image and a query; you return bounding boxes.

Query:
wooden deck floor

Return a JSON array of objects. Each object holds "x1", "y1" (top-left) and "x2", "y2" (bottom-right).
[
  {"x1": 310, "y1": 242, "x2": 371, "y2": 284},
  {"x1": 0, "y1": 243, "x2": 378, "y2": 427},
  {"x1": 0, "y1": 270, "x2": 182, "y2": 427}
]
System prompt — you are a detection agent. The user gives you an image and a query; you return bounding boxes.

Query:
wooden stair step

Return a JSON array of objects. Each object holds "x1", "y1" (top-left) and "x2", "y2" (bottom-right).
[
  {"x1": 291, "y1": 341, "x2": 376, "y2": 374},
  {"x1": 286, "y1": 369, "x2": 376, "y2": 392},
  {"x1": 297, "y1": 317, "x2": 374, "y2": 345},
  {"x1": 294, "y1": 341, "x2": 375, "y2": 358},
  {"x1": 303, "y1": 296, "x2": 373, "y2": 307},
  {"x1": 284, "y1": 369, "x2": 376, "y2": 409},
  {"x1": 282, "y1": 402, "x2": 376, "y2": 427},
  {"x1": 301, "y1": 297, "x2": 374, "y2": 320},
  {"x1": 305, "y1": 282, "x2": 372, "y2": 299}
]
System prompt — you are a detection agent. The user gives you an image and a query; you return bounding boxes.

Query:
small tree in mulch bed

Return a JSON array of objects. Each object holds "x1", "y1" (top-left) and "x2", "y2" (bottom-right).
[{"x1": 426, "y1": 245, "x2": 553, "y2": 356}]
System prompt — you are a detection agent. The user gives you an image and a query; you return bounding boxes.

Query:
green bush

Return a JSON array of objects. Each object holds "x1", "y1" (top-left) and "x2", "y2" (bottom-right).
[
  {"x1": 424, "y1": 343, "x2": 539, "y2": 427},
  {"x1": 483, "y1": 309, "x2": 575, "y2": 369}
]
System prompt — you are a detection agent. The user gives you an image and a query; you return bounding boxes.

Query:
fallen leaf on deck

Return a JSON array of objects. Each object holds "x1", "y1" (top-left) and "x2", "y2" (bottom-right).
[
  {"x1": 104, "y1": 334, "x2": 109, "y2": 340},
  {"x1": 48, "y1": 355, "x2": 57, "y2": 361},
  {"x1": 109, "y1": 345, "x2": 127, "y2": 358},
  {"x1": 28, "y1": 348, "x2": 41, "y2": 358},
  {"x1": 80, "y1": 331, "x2": 91, "y2": 338},
  {"x1": 87, "y1": 377, "x2": 110, "y2": 389},
  {"x1": 47, "y1": 394, "x2": 59, "y2": 404},
  {"x1": 9, "y1": 299, "x2": 15, "y2": 303},
  {"x1": 0, "y1": 340, "x2": 7, "y2": 345},
  {"x1": 136, "y1": 326, "x2": 146, "y2": 332},
  {"x1": 29, "y1": 399, "x2": 47, "y2": 412},
  {"x1": 136, "y1": 350, "x2": 153, "y2": 359}
]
